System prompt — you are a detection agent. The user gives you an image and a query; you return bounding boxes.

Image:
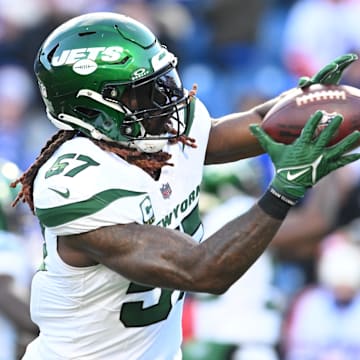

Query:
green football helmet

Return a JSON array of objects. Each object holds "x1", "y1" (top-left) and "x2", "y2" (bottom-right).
[{"x1": 34, "y1": 12, "x2": 190, "y2": 153}]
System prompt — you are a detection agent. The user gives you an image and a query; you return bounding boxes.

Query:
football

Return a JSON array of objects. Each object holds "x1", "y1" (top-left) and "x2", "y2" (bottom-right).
[{"x1": 261, "y1": 84, "x2": 360, "y2": 146}]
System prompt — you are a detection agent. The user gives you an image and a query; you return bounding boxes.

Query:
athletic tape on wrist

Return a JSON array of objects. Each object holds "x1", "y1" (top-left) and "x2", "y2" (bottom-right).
[{"x1": 258, "y1": 187, "x2": 297, "y2": 219}]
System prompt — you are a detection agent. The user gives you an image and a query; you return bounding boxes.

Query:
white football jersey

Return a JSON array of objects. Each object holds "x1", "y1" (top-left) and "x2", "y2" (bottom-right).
[{"x1": 23, "y1": 98, "x2": 211, "y2": 360}]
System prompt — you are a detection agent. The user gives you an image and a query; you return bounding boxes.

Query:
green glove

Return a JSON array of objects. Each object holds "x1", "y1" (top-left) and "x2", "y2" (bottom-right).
[
  {"x1": 298, "y1": 53, "x2": 358, "y2": 88},
  {"x1": 250, "y1": 111, "x2": 360, "y2": 204}
]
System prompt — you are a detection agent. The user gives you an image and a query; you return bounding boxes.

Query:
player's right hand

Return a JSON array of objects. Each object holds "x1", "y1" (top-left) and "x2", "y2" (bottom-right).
[
  {"x1": 249, "y1": 110, "x2": 360, "y2": 204},
  {"x1": 298, "y1": 53, "x2": 358, "y2": 88}
]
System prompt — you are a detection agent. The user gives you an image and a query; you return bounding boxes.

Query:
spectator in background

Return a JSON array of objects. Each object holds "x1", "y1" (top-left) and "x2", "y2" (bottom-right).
[
  {"x1": 0, "y1": 0, "x2": 47, "y2": 68},
  {"x1": 0, "y1": 64, "x2": 58, "y2": 172},
  {"x1": 0, "y1": 158, "x2": 38, "y2": 360},
  {"x1": 282, "y1": 228, "x2": 360, "y2": 360},
  {"x1": 0, "y1": 65, "x2": 50, "y2": 268},
  {"x1": 0, "y1": 0, "x2": 108, "y2": 73},
  {"x1": 206, "y1": 0, "x2": 268, "y2": 69},
  {"x1": 282, "y1": 0, "x2": 360, "y2": 77},
  {"x1": 0, "y1": 65, "x2": 35, "y2": 170}
]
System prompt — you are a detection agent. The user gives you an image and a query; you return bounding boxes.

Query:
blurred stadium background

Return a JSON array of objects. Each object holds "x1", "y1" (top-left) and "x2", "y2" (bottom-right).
[{"x1": 2, "y1": 1, "x2": 360, "y2": 359}]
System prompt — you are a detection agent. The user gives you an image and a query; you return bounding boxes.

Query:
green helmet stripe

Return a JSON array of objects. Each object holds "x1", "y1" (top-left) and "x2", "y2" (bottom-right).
[{"x1": 35, "y1": 188, "x2": 145, "y2": 227}]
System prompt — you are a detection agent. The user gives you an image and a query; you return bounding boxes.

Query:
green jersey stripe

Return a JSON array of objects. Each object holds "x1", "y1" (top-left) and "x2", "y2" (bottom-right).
[
  {"x1": 35, "y1": 189, "x2": 145, "y2": 227},
  {"x1": 181, "y1": 204, "x2": 201, "y2": 236}
]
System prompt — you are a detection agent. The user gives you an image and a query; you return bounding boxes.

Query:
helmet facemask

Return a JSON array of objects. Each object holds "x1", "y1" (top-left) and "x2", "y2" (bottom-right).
[{"x1": 101, "y1": 66, "x2": 189, "y2": 152}]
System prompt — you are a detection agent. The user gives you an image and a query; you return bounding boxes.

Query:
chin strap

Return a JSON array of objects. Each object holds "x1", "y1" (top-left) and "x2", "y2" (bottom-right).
[
  {"x1": 47, "y1": 88, "x2": 129, "y2": 141},
  {"x1": 47, "y1": 110, "x2": 111, "y2": 141},
  {"x1": 60, "y1": 114, "x2": 110, "y2": 141},
  {"x1": 47, "y1": 109, "x2": 169, "y2": 153},
  {"x1": 133, "y1": 138, "x2": 168, "y2": 153}
]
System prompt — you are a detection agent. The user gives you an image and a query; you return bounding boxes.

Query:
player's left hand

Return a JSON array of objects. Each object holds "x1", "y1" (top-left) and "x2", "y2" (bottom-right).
[
  {"x1": 298, "y1": 53, "x2": 358, "y2": 88},
  {"x1": 250, "y1": 110, "x2": 360, "y2": 202}
]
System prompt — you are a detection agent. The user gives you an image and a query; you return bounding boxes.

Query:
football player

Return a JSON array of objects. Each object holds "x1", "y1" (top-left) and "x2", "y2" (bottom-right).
[{"x1": 13, "y1": 12, "x2": 360, "y2": 360}]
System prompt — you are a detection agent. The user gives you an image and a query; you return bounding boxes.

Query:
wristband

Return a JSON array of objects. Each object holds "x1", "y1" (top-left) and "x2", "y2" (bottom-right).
[{"x1": 258, "y1": 186, "x2": 298, "y2": 219}]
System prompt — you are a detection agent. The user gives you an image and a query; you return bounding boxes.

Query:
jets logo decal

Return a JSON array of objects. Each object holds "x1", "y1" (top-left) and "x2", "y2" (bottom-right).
[
  {"x1": 51, "y1": 46, "x2": 124, "y2": 67},
  {"x1": 140, "y1": 196, "x2": 155, "y2": 224}
]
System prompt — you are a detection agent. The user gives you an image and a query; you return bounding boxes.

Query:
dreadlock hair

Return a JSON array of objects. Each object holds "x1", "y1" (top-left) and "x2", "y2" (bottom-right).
[
  {"x1": 11, "y1": 84, "x2": 198, "y2": 214},
  {"x1": 11, "y1": 130, "x2": 77, "y2": 214}
]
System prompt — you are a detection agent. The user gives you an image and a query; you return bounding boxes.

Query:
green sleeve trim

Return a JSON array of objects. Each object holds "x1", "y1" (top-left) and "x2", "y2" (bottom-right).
[
  {"x1": 35, "y1": 189, "x2": 145, "y2": 227},
  {"x1": 182, "y1": 204, "x2": 201, "y2": 236},
  {"x1": 184, "y1": 98, "x2": 196, "y2": 137}
]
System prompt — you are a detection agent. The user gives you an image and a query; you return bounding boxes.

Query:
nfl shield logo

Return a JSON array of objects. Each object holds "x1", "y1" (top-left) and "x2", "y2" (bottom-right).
[{"x1": 160, "y1": 183, "x2": 172, "y2": 199}]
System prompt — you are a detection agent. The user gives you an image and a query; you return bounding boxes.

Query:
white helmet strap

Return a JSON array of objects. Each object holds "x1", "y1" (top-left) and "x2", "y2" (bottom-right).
[
  {"x1": 76, "y1": 89, "x2": 131, "y2": 114},
  {"x1": 47, "y1": 110, "x2": 111, "y2": 141}
]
